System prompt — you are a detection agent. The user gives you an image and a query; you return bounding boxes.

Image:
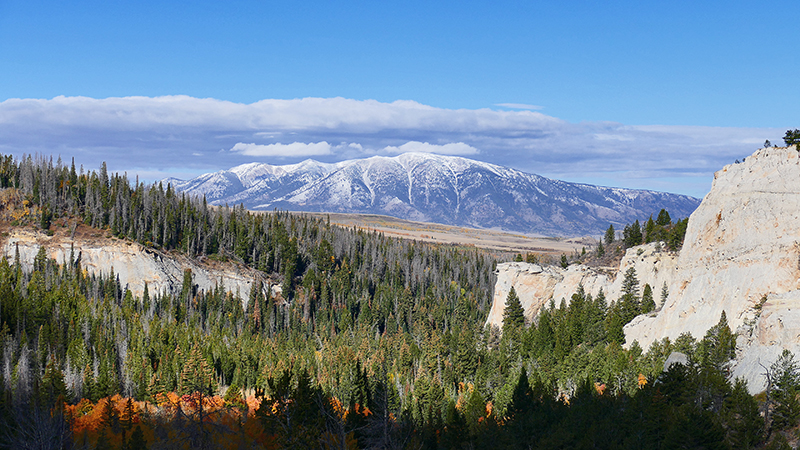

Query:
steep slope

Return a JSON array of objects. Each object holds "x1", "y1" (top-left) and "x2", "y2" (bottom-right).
[
  {"x1": 487, "y1": 146, "x2": 800, "y2": 392},
  {"x1": 627, "y1": 146, "x2": 800, "y2": 389},
  {"x1": 168, "y1": 153, "x2": 700, "y2": 236},
  {"x1": 165, "y1": 159, "x2": 347, "y2": 207},
  {"x1": 0, "y1": 226, "x2": 274, "y2": 305},
  {"x1": 486, "y1": 242, "x2": 678, "y2": 329}
]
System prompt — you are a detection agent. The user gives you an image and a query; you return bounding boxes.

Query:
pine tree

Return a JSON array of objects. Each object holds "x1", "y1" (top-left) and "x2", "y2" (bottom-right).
[
  {"x1": 507, "y1": 367, "x2": 532, "y2": 419},
  {"x1": 583, "y1": 289, "x2": 607, "y2": 344},
  {"x1": 656, "y1": 209, "x2": 672, "y2": 226},
  {"x1": 534, "y1": 307, "x2": 555, "y2": 354},
  {"x1": 783, "y1": 129, "x2": 800, "y2": 147},
  {"x1": 178, "y1": 343, "x2": 215, "y2": 395},
  {"x1": 502, "y1": 287, "x2": 525, "y2": 335},
  {"x1": 100, "y1": 396, "x2": 120, "y2": 434},
  {"x1": 641, "y1": 283, "x2": 655, "y2": 314},
  {"x1": 723, "y1": 378, "x2": 763, "y2": 448},
  {"x1": 700, "y1": 311, "x2": 736, "y2": 375},
  {"x1": 604, "y1": 224, "x2": 615, "y2": 246},
  {"x1": 454, "y1": 326, "x2": 478, "y2": 380},
  {"x1": 619, "y1": 267, "x2": 640, "y2": 323},
  {"x1": 644, "y1": 216, "x2": 656, "y2": 243},
  {"x1": 568, "y1": 285, "x2": 586, "y2": 345},
  {"x1": 623, "y1": 220, "x2": 643, "y2": 247},
  {"x1": 38, "y1": 356, "x2": 68, "y2": 408},
  {"x1": 605, "y1": 303, "x2": 625, "y2": 345},
  {"x1": 668, "y1": 217, "x2": 689, "y2": 250},
  {"x1": 768, "y1": 350, "x2": 800, "y2": 431}
]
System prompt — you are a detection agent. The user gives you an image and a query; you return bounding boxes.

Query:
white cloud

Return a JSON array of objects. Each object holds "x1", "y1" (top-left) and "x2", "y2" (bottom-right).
[
  {"x1": 495, "y1": 103, "x2": 544, "y2": 110},
  {"x1": 0, "y1": 95, "x2": 783, "y2": 197},
  {"x1": 231, "y1": 142, "x2": 332, "y2": 157},
  {"x1": 593, "y1": 134, "x2": 634, "y2": 141},
  {"x1": 382, "y1": 141, "x2": 479, "y2": 155}
]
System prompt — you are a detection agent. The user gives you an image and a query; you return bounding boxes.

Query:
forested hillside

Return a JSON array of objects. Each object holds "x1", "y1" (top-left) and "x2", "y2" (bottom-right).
[{"x1": 0, "y1": 154, "x2": 795, "y2": 449}]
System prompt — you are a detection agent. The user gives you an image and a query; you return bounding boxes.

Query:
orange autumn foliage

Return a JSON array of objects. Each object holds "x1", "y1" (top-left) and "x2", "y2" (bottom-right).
[
  {"x1": 595, "y1": 382, "x2": 607, "y2": 396},
  {"x1": 62, "y1": 391, "x2": 371, "y2": 450}
]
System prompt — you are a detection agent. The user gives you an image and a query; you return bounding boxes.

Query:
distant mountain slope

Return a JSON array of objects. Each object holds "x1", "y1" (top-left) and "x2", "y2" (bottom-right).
[{"x1": 165, "y1": 153, "x2": 700, "y2": 236}]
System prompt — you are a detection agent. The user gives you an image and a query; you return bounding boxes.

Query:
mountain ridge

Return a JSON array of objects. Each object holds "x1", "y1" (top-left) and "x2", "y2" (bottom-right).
[{"x1": 166, "y1": 152, "x2": 700, "y2": 236}]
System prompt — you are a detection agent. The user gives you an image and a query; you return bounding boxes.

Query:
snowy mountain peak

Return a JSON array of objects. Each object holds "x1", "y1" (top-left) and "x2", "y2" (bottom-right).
[{"x1": 167, "y1": 153, "x2": 700, "y2": 236}]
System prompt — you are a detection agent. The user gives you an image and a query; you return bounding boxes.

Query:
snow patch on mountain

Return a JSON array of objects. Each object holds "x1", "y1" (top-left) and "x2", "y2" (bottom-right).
[{"x1": 167, "y1": 153, "x2": 700, "y2": 236}]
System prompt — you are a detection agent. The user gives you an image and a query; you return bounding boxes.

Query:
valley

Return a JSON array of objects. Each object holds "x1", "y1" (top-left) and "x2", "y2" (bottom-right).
[{"x1": 303, "y1": 211, "x2": 594, "y2": 255}]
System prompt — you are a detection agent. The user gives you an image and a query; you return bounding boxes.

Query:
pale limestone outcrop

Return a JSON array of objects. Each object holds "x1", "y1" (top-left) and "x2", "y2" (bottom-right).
[
  {"x1": 733, "y1": 291, "x2": 800, "y2": 389},
  {"x1": 486, "y1": 243, "x2": 679, "y2": 329},
  {"x1": 1, "y1": 229, "x2": 270, "y2": 305},
  {"x1": 626, "y1": 147, "x2": 800, "y2": 390},
  {"x1": 489, "y1": 147, "x2": 800, "y2": 392}
]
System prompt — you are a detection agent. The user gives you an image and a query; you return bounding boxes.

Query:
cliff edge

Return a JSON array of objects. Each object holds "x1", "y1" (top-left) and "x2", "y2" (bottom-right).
[
  {"x1": 628, "y1": 146, "x2": 800, "y2": 390},
  {"x1": 488, "y1": 146, "x2": 800, "y2": 392},
  {"x1": 0, "y1": 226, "x2": 273, "y2": 306}
]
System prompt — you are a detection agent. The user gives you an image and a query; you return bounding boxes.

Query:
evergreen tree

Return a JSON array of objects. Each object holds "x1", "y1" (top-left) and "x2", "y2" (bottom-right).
[
  {"x1": 623, "y1": 220, "x2": 643, "y2": 248},
  {"x1": 502, "y1": 287, "x2": 525, "y2": 335},
  {"x1": 533, "y1": 306, "x2": 555, "y2": 354},
  {"x1": 583, "y1": 289, "x2": 607, "y2": 344},
  {"x1": 699, "y1": 311, "x2": 736, "y2": 375},
  {"x1": 619, "y1": 267, "x2": 640, "y2": 323},
  {"x1": 568, "y1": 285, "x2": 586, "y2": 345},
  {"x1": 768, "y1": 350, "x2": 800, "y2": 431},
  {"x1": 507, "y1": 367, "x2": 532, "y2": 419},
  {"x1": 38, "y1": 356, "x2": 68, "y2": 408},
  {"x1": 178, "y1": 343, "x2": 216, "y2": 395},
  {"x1": 454, "y1": 326, "x2": 479, "y2": 380},
  {"x1": 656, "y1": 209, "x2": 672, "y2": 226},
  {"x1": 668, "y1": 217, "x2": 689, "y2": 250},
  {"x1": 604, "y1": 224, "x2": 615, "y2": 246},
  {"x1": 100, "y1": 396, "x2": 120, "y2": 434},
  {"x1": 605, "y1": 303, "x2": 625, "y2": 345},
  {"x1": 723, "y1": 378, "x2": 764, "y2": 449},
  {"x1": 783, "y1": 129, "x2": 800, "y2": 147},
  {"x1": 644, "y1": 216, "x2": 656, "y2": 243},
  {"x1": 641, "y1": 283, "x2": 655, "y2": 314}
]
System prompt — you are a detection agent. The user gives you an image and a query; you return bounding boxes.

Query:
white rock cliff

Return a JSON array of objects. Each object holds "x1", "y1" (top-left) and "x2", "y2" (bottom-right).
[
  {"x1": 488, "y1": 146, "x2": 800, "y2": 392},
  {"x1": 0, "y1": 229, "x2": 271, "y2": 305}
]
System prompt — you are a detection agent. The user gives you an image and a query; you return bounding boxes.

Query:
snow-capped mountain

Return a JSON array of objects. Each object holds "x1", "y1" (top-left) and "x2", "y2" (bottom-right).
[{"x1": 165, "y1": 153, "x2": 701, "y2": 236}]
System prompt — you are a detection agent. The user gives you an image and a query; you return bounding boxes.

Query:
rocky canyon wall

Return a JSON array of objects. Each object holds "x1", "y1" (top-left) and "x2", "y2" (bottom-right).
[
  {"x1": 0, "y1": 229, "x2": 272, "y2": 305},
  {"x1": 488, "y1": 146, "x2": 800, "y2": 392}
]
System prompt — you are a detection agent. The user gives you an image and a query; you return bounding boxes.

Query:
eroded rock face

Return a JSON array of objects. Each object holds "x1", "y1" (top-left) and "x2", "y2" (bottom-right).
[
  {"x1": 489, "y1": 147, "x2": 800, "y2": 392},
  {"x1": 627, "y1": 147, "x2": 800, "y2": 390},
  {"x1": 486, "y1": 243, "x2": 679, "y2": 330},
  {"x1": 1, "y1": 229, "x2": 270, "y2": 306}
]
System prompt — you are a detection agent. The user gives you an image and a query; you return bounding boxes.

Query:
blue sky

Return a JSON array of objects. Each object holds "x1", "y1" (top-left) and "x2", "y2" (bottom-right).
[{"x1": 1, "y1": 0, "x2": 798, "y2": 198}]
